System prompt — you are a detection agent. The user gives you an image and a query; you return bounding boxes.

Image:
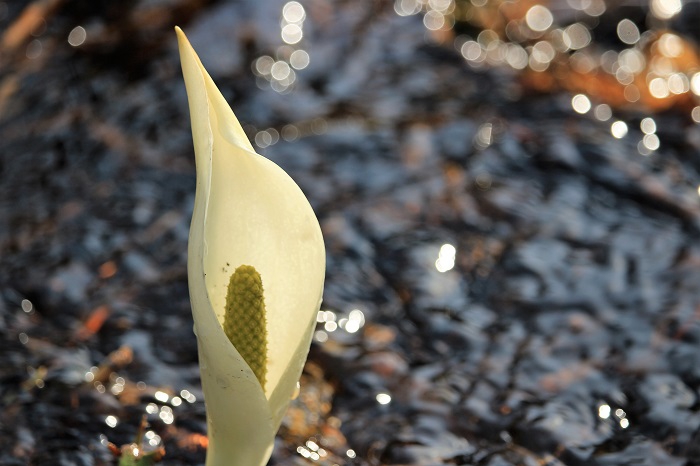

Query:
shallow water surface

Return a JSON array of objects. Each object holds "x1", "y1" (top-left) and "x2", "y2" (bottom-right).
[{"x1": 1, "y1": 0, "x2": 700, "y2": 465}]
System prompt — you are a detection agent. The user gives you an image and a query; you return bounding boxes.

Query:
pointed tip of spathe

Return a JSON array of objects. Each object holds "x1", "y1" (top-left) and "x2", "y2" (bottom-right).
[
  {"x1": 174, "y1": 27, "x2": 202, "y2": 75},
  {"x1": 174, "y1": 26, "x2": 187, "y2": 44},
  {"x1": 175, "y1": 26, "x2": 196, "y2": 55}
]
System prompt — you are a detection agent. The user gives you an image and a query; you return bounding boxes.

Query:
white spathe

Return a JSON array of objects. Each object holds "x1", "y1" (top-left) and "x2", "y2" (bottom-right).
[{"x1": 176, "y1": 27, "x2": 325, "y2": 466}]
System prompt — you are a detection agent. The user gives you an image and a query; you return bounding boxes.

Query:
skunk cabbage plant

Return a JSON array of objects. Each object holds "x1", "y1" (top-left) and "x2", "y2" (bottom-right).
[{"x1": 176, "y1": 27, "x2": 325, "y2": 466}]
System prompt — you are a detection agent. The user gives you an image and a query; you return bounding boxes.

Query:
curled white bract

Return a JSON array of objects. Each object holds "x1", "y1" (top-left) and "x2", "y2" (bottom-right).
[{"x1": 176, "y1": 27, "x2": 325, "y2": 466}]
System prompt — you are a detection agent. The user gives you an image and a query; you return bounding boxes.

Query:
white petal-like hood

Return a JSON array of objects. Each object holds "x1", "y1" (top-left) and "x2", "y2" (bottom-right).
[{"x1": 177, "y1": 27, "x2": 325, "y2": 466}]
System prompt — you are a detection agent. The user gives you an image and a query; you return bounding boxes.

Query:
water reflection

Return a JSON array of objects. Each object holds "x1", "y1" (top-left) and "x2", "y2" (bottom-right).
[
  {"x1": 159, "y1": 405, "x2": 174, "y2": 424},
  {"x1": 650, "y1": 0, "x2": 682, "y2": 19},
  {"x1": 281, "y1": 124, "x2": 300, "y2": 141},
  {"x1": 345, "y1": 309, "x2": 365, "y2": 333},
  {"x1": 110, "y1": 376, "x2": 125, "y2": 395},
  {"x1": 283, "y1": 1, "x2": 306, "y2": 23},
  {"x1": 271, "y1": 61, "x2": 291, "y2": 81},
  {"x1": 297, "y1": 441, "x2": 326, "y2": 461},
  {"x1": 474, "y1": 123, "x2": 493, "y2": 148},
  {"x1": 642, "y1": 133, "x2": 660, "y2": 151},
  {"x1": 572, "y1": 94, "x2": 591, "y2": 114},
  {"x1": 145, "y1": 430, "x2": 162, "y2": 448},
  {"x1": 375, "y1": 393, "x2": 392, "y2": 404},
  {"x1": 26, "y1": 39, "x2": 42, "y2": 59},
  {"x1": 395, "y1": 0, "x2": 422, "y2": 16},
  {"x1": 424, "y1": 10, "x2": 447, "y2": 31},
  {"x1": 610, "y1": 120, "x2": 628, "y2": 138},
  {"x1": 282, "y1": 24, "x2": 303, "y2": 45},
  {"x1": 251, "y1": 1, "x2": 309, "y2": 93},
  {"x1": 21, "y1": 299, "x2": 33, "y2": 313},
  {"x1": 255, "y1": 128, "x2": 279, "y2": 149},
  {"x1": 435, "y1": 243, "x2": 456, "y2": 272},
  {"x1": 289, "y1": 49, "x2": 309, "y2": 70},
  {"x1": 617, "y1": 19, "x2": 640, "y2": 45},
  {"x1": 180, "y1": 389, "x2": 197, "y2": 403},
  {"x1": 316, "y1": 308, "x2": 365, "y2": 337},
  {"x1": 613, "y1": 408, "x2": 631, "y2": 428},
  {"x1": 525, "y1": 5, "x2": 553, "y2": 33},
  {"x1": 84, "y1": 366, "x2": 97, "y2": 382},
  {"x1": 324, "y1": 321, "x2": 338, "y2": 332},
  {"x1": 105, "y1": 415, "x2": 118, "y2": 428},
  {"x1": 691, "y1": 73, "x2": 700, "y2": 96},
  {"x1": 593, "y1": 104, "x2": 612, "y2": 121},
  {"x1": 67, "y1": 26, "x2": 86, "y2": 47},
  {"x1": 389, "y1": 0, "x2": 700, "y2": 126}
]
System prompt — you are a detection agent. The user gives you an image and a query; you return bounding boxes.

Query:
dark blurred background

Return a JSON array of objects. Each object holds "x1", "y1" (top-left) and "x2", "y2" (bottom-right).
[{"x1": 2, "y1": 0, "x2": 700, "y2": 465}]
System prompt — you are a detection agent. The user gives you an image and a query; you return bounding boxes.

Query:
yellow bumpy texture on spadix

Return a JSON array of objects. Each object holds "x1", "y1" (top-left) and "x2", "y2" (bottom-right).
[{"x1": 224, "y1": 265, "x2": 268, "y2": 390}]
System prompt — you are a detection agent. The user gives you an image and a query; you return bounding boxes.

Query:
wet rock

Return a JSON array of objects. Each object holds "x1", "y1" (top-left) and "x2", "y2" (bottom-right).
[
  {"x1": 48, "y1": 262, "x2": 93, "y2": 304},
  {"x1": 636, "y1": 374, "x2": 699, "y2": 446},
  {"x1": 596, "y1": 440, "x2": 686, "y2": 466}
]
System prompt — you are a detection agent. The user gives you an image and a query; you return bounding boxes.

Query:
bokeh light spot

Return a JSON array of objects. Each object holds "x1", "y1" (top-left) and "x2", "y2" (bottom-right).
[
  {"x1": 611, "y1": 121, "x2": 628, "y2": 138},
  {"x1": 692, "y1": 106, "x2": 700, "y2": 123},
  {"x1": 68, "y1": 26, "x2": 86, "y2": 47},
  {"x1": 283, "y1": 1, "x2": 306, "y2": 23},
  {"x1": 254, "y1": 56, "x2": 274, "y2": 76},
  {"x1": 667, "y1": 73, "x2": 688, "y2": 94},
  {"x1": 643, "y1": 133, "x2": 660, "y2": 151},
  {"x1": 623, "y1": 84, "x2": 640, "y2": 102},
  {"x1": 594, "y1": 104, "x2": 612, "y2": 121},
  {"x1": 584, "y1": 0, "x2": 606, "y2": 16},
  {"x1": 281, "y1": 24, "x2": 303, "y2": 44},
  {"x1": 271, "y1": 61, "x2": 291, "y2": 80},
  {"x1": 289, "y1": 49, "x2": 310, "y2": 69},
  {"x1": 26, "y1": 39, "x2": 42, "y2": 59},
  {"x1": 651, "y1": 0, "x2": 682, "y2": 19},
  {"x1": 564, "y1": 23, "x2": 591, "y2": 50},
  {"x1": 658, "y1": 33, "x2": 683, "y2": 57},
  {"x1": 394, "y1": 0, "x2": 421, "y2": 16},
  {"x1": 424, "y1": 10, "x2": 446, "y2": 31},
  {"x1": 616, "y1": 19, "x2": 640, "y2": 45},
  {"x1": 690, "y1": 73, "x2": 700, "y2": 96},
  {"x1": 376, "y1": 393, "x2": 392, "y2": 404},
  {"x1": 435, "y1": 243, "x2": 457, "y2": 272},
  {"x1": 571, "y1": 94, "x2": 591, "y2": 114},
  {"x1": 649, "y1": 77, "x2": 670, "y2": 99},
  {"x1": 640, "y1": 117, "x2": 656, "y2": 134},
  {"x1": 618, "y1": 49, "x2": 645, "y2": 74},
  {"x1": 525, "y1": 5, "x2": 554, "y2": 32}
]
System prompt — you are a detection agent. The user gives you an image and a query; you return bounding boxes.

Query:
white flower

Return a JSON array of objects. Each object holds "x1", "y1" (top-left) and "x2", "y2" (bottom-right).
[{"x1": 176, "y1": 27, "x2": 325, "y2": 466}]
